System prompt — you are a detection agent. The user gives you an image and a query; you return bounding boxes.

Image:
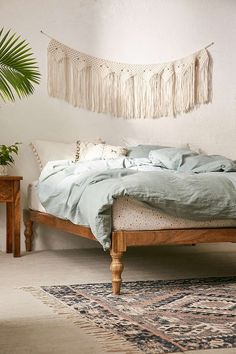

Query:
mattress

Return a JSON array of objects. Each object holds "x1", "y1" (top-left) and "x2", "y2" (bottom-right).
[{"x1": 28, "y1": 181, "x2": 236, "y2": 231}]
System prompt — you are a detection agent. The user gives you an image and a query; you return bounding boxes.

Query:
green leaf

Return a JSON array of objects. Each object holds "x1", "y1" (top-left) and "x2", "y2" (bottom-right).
[
  {"x1": 0, "y1": 28, "x2": 40, "y2": 102},
  {"x1": 0, "y1": 142, "x2": 21, "y2": 165}
]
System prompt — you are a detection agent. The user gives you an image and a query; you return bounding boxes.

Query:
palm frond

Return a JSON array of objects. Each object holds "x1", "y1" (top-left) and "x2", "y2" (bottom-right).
[{"x1": 0, "y1": 28, "x2": 40, "y2": 102}]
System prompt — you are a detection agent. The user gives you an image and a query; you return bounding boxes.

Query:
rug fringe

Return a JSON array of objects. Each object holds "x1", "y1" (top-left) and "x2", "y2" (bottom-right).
[{"x1": 21, "y1": 287, "x2": 142, "y2": 354}]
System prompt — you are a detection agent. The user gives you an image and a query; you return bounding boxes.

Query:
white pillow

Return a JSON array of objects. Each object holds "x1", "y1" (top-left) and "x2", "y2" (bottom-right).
[
  {"x1": 76, "y1": 141, "x2": 128, "y2": 161},
  {"x1": 122, "y1": 137, "x2": 187, "y2": 149},
  {"x1": 30, "y1": 140, "x2": 77, "y2": 170},
  {"x1": 187, "y1": 143, "x2": 205, "y2": 154}
]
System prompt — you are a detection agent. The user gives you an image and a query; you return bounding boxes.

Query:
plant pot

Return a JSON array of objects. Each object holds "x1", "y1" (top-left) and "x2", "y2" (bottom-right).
[{"x1": 0, "y1": 165, "x2": 8, "y2": 176}]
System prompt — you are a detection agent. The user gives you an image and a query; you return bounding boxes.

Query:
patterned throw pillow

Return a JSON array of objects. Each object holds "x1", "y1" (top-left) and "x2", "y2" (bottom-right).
[{"x1": 76, "y1": 141, "x2": 128, "y2": 161}]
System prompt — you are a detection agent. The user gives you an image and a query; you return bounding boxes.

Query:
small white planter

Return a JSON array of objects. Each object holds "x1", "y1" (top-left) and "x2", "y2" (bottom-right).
[{"x1": 0, "y1": 165, "x2": 8, "y2": 176}]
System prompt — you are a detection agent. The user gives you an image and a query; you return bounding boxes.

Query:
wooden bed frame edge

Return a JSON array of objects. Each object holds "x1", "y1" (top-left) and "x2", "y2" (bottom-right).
[{"x1": 23, "y1": 209, "x2": 236, "y2": 295}]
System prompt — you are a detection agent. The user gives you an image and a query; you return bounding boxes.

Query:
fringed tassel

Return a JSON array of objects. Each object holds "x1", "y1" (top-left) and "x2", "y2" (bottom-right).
[
  {"x1": 174, "y1": 59, "x2": 195, "y2": 115},
  {"x1": 149, "y1": 73, "x2": 162, "y2": 118},
  {"x1": 161, "y1": 65, "x2": 174, "y2": 117},
  {"x1": 48, "y1": 48, "x2": 67, "y2": 100},
  {"x1": 196, "y1": 49, "x2": 211, "y2": 104},
  {"x1": 133, "y1": 75, "x2": 144, "y2": 118},
  {"x1": 136, "y1": 70, "x2": 157, "y2": 119},
  {"x1": 119, "y1": 70, "x2": 134, "y2": 119},
  {"x1": 101, "y1": 73, "x2": 114, "y2": 115}
]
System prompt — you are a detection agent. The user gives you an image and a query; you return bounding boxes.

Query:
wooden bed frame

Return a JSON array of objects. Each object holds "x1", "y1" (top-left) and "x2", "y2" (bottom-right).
[{"x1": 23, "y1": 209, "x2": 236, "y2": 295}]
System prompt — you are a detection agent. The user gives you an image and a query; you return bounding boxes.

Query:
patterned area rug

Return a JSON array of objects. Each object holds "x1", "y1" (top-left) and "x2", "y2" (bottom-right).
[{"x1": 25, "y1": 277, "x2": 236, "y2": 353}]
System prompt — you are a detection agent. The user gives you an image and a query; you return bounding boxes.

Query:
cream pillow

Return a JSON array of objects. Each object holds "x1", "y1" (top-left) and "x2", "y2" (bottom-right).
[
  {"x1": 30, "y1": 140, "x2": 77, "y2": 170},
  {"x1": 76, "y1": 141, "x2": 128, "y2": 161},
  {"x1": 187, "y1": 143, "x2": 205, "y2": 154}
]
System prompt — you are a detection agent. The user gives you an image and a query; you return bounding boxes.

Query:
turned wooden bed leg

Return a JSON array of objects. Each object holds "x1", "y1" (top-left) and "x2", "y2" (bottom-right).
[
  {"x1": 110, "y1": 250, "x2": 124, "y2": 295},
  {"x1": 110, "y1": 231, "x2": 127, "y2": 295},
  {"x1": 23, "y1": 209, "x2": 33, "y2": 252}
]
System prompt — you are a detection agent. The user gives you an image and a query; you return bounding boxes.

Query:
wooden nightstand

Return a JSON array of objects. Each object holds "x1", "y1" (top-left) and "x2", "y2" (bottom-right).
[{"x1": 0, "y1": 176, "x2": 23, "y2": 257}]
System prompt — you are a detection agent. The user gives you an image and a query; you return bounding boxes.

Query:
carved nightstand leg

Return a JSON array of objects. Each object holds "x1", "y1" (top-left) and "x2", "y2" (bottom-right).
[
  {"x1": 110, "y1": 250, "x2": 124, "y2": 295},
  {"x1": 23, "y1": 209, "x2": 33, "y2": 252}
]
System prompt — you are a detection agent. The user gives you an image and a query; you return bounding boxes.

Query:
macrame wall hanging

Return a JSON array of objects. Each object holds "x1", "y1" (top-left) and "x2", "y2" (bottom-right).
[{"x1": 45, "y1": 34, "x2": 213, "y2": 119}]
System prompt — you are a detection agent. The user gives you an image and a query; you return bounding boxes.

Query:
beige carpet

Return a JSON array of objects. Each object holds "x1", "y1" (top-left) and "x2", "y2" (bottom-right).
[{"x1": 0, "y1": 244, "x2": 236, "y2": 354}]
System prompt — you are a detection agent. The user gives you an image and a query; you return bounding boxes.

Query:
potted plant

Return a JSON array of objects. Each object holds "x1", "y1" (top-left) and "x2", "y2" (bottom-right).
[{"x1": 0, "y1": 142, "x2": 21, "y2": 175}]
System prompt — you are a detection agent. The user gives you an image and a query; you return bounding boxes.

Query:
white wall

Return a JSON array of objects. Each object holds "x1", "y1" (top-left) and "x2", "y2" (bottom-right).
[{"x1": 0, "y1": 0, "x2": 236, "y2": 251}]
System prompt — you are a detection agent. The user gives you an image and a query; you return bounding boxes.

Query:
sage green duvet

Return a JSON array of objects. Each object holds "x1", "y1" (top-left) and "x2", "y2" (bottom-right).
[{"x1": 38, "y1": 148, "x2": 236, "y2": 250}]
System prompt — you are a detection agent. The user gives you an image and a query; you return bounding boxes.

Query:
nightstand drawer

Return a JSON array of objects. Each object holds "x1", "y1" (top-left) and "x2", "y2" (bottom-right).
[{"x1": 0, "y1": 180, "x2": 13, "y2": 201}]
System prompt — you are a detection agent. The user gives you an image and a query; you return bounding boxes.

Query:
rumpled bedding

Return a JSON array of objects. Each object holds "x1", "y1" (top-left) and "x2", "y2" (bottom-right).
[{"x1": 37, "y1": 149, "x2": 236, "y2": 250}]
